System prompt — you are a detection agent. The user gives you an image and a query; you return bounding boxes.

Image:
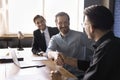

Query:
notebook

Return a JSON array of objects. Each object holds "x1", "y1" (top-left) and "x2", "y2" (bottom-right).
[{"x1": 10, "y1": 50, "x2": 46, "y2": 69}]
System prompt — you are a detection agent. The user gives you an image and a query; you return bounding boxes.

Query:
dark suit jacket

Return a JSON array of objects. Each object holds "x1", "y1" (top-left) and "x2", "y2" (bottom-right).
[{"x1": 31, "y1": 27, "x2": 59, "y2": 54}]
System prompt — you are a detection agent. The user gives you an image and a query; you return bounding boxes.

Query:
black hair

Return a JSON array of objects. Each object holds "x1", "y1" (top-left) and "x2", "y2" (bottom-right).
[{"x1": 84, "y1": 5, "x2": 114, "y2": 30}]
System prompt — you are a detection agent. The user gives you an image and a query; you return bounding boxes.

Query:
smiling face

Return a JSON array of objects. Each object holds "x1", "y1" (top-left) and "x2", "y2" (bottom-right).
[
  {"x1": 55, "y1": 15, "x2": 70, "y2": 35},
  {"x1": 34, "y1": 17, "x2": 46, "y2": 31}
]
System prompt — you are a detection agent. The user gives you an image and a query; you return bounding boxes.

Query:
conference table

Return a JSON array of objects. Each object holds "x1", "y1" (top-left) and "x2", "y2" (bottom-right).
[{"x1": 0, "y1": 48, "x2": 77, "y2": 80}]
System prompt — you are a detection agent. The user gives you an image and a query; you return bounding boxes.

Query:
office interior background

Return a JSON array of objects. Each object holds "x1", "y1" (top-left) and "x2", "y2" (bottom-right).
[{"x1": 0, "y1": 0, "x2": 119, "y2": 48}]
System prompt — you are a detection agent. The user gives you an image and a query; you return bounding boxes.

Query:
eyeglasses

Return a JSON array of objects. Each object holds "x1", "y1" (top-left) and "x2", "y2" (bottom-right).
[{"x1": 81, "y1": 22, "x2": 91, "y2": 28}]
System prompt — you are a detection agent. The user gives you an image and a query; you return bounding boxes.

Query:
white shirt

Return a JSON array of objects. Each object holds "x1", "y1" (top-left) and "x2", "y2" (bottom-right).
[{"x1": 40, "y1": 27, "x2": 50, "y2": 47}]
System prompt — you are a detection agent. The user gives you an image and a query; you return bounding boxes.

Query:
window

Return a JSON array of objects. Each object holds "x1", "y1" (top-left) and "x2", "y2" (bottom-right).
[
  {"x1": 2, "y1": 0, "x2": 84, "y2": 34},
  {"x1": 8, "y1": 0, "x2": 43, "y2": 34},
  {"x1": 114, "y1": 0, "x2": 120, "y2": 38},
  {"x1": 44, "y1": 0, "x2": 84, "y2": 32}
]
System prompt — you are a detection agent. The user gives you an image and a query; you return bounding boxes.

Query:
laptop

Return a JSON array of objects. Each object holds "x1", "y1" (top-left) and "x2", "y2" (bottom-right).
[{"x1": 10, "y1": 50, "x2": 46, "y2": 69}]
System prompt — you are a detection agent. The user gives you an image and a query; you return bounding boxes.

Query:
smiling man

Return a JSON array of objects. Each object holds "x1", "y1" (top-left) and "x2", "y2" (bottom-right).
[
  {"x1": 31, "y1": 15, "x2": 59, "y2": 56},
  {"x1": 47, "y1": 12, "x2": 93, "y2": 79}
]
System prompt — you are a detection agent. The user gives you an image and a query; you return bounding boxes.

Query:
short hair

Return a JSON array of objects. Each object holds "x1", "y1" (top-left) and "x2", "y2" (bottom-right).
[
  {"x1": 55, "y1": 12, "x2": 70, "y2": 22},
  {"x1": 84, "y1": 5, "x2": 114, "y2": 30},
  {"x1": 33, "y1": 15, "x2": 46, "y2": 23}
]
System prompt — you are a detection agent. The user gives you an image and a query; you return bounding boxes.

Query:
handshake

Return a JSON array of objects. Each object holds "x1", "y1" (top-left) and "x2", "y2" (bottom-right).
[
  {"x1": 48, "y1": 51, "x2": 66, "y2": 66},
  {"x1": 47, "y1": 51, "x2": 78, "y2": 69},
  {"x1": 48, "y1": 51, "x2": 78, "y2": 80}
]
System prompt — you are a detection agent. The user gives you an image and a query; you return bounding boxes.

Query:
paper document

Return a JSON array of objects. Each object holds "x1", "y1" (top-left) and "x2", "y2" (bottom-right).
[{"x1": 32, "y1": 56, "x2": 48, "y2": 61}]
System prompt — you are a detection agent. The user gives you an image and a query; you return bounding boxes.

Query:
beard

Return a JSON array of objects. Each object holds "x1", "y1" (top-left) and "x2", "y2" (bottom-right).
[{"x1": 60, "y1": 27, "x2": 69, "y2": 34}]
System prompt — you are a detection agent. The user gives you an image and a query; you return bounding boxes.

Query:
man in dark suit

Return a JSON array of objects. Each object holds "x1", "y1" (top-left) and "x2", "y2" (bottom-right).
[{"x1": 32, "y1": 15, "x2": 59, "y2": 56}]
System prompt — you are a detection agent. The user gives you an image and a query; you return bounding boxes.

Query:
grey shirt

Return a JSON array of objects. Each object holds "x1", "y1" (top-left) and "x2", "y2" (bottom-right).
[
  {"x1": 47, "y1": 30, "x2": 93, "y2": 78},
  {"x1": 47, "y1": 30, "x2": 93, "y2": 60}
]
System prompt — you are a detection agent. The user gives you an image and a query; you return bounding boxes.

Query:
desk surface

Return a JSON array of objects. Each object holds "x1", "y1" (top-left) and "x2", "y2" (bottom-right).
[
  {"x1": 0, "y1": 34, "x2": 33, "y2": 38},
  {"x1": 0, "y1": 48, "x2": 77, "y2": 80}
]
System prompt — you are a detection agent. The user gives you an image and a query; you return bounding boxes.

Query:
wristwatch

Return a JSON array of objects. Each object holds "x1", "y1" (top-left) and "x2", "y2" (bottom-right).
[{"x1": 37, "y1": 52, "x2": 43, "y2": 56}]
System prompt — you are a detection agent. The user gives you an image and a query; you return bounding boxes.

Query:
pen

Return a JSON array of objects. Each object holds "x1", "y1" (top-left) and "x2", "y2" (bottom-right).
[
  {"x1": 21, "y1": 65, "x2": 46, "y2": 69},
  {"x1": 36, "y1": 65, "x2": 46, "y2": 68}
]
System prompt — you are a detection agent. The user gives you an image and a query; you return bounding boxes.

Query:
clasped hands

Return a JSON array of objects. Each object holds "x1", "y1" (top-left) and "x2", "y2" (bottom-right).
[
  {"x1": 48, "y1": 52, "x2": 69, "y2": 80},
  {"x1": 53, "y1": 52, "x2": 66, "y2": 66}
]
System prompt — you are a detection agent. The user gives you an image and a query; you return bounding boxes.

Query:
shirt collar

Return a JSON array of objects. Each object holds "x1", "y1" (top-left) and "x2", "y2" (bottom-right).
[
  {"x1": 93, "y1": 31, "x2": 114, "y2": 49},
  {"x1": 40, "y1": 27, "x2": 48, "y2": 33}
]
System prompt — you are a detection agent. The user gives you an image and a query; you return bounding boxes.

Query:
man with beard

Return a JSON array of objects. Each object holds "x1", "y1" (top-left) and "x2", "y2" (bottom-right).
[{"x1": 47, "y1": 12, "x2": 93, "y2": 79}]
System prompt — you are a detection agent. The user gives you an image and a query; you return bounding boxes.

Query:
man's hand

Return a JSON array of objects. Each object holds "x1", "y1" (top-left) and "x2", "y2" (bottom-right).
[
  {"x1": 50, "y1": 70, "x2": 62, "y2": 80},
  {"x1": 54, "y1": 52, "x2": 65, "y2": 66},
  {"x1": 47, "y1": 51, "x2": 65, "y2": 66},
  {"x1": 55, "y1": 53, "x2": 78, "y2": 67}
]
